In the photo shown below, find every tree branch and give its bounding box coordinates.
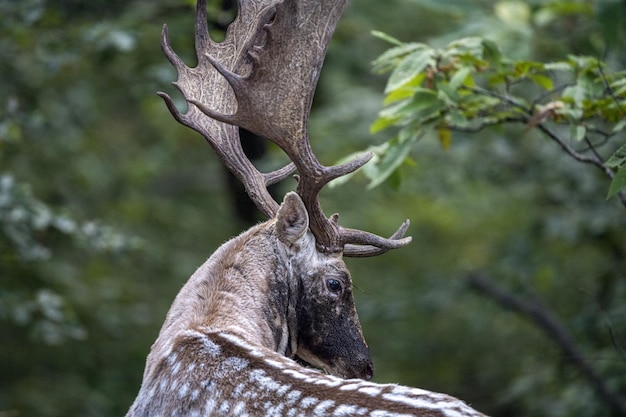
[466,273,626,416]
[535,123,626,209]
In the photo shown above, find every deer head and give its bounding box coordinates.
[276,191,373,378]
[152,0,412,381]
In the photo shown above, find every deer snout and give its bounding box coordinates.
[346,354,374,381]
[362,360,374,381]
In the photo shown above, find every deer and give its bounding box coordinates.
[126,0,489,416]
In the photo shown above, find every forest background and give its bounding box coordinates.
[1,0,625,416]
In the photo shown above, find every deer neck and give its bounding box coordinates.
[145,221,299,379]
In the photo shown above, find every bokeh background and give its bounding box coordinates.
[1,0,625,416]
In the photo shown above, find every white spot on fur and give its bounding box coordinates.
[276,383,292,396]
[370,410,412,417]
[171,360,182,375]
[201,337,221,357]
[313,399,335,415]
[249,369,282,392]
[332,404,367,416]
[233,401,247,415]
[358,385,382,396]
[170,375,180,391]
[281,368,343,388]
[190,388,200,401]
[203,397,217,415]
[181,329,221,357]
[217,331,263,357]
[281,368,309,381]
[218,400,230,414]
[223,356,249,372]
[390,384,431,397]
[381,392,472,417]
[233,382,245,397]
[286,389,302,404]
[339,382,364,391]
[264,402,285,417]
[178,382,189,398]
[264,357,289,369]
[313,377,343,387]
[200,379,214,391]
[300,396,319,408]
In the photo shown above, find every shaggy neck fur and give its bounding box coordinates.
[143,220,298,382]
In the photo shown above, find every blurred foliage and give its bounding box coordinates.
[1,0,625,417]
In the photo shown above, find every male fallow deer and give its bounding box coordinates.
[126,0,488,415]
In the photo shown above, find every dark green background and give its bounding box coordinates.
[1,1,625,416]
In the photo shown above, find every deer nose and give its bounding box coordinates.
[363,360,374,381]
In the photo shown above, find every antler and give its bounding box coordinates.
[158,0,411,256]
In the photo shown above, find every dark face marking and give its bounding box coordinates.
[294,262,373,380]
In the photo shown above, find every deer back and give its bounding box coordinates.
[128,328,483,417]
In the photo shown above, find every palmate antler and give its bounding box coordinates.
[157,0,411,256]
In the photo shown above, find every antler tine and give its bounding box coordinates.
[342,220,412,258]
[288,142,412,256]
[193,0,212,54]
[159,90,293,218]
[157,2,296,219]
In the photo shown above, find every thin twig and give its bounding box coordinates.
[584,137,605,163]
[444,116,527,133]
[597,61,626,117]
[531,83,574,108]
[536,123,626,208]
[465,86,531,113]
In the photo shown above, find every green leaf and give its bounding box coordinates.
[529,74,554,90]
[514,60,545,77]
[605,144,626,168]
[383,73,426,105]
[438,128,452,150]
[544,61,572,72]
[386,49,433,92]
[364,130,421,188]
[371,30,403,46]
[372,42,429,74]
[446,108,470,128]
[449,66,472,90]
[612,119,626,134]
[401,90,446,124]
[562,84,586,108]
[445,37,484,58]
[607,166,626,199]
[481,39,502,69]
[571,125,586,141]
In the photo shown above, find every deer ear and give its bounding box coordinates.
[276,192,309,246]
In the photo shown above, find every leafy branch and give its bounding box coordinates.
[366,32,626,208]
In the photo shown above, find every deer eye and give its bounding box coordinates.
[325,278,342,293]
